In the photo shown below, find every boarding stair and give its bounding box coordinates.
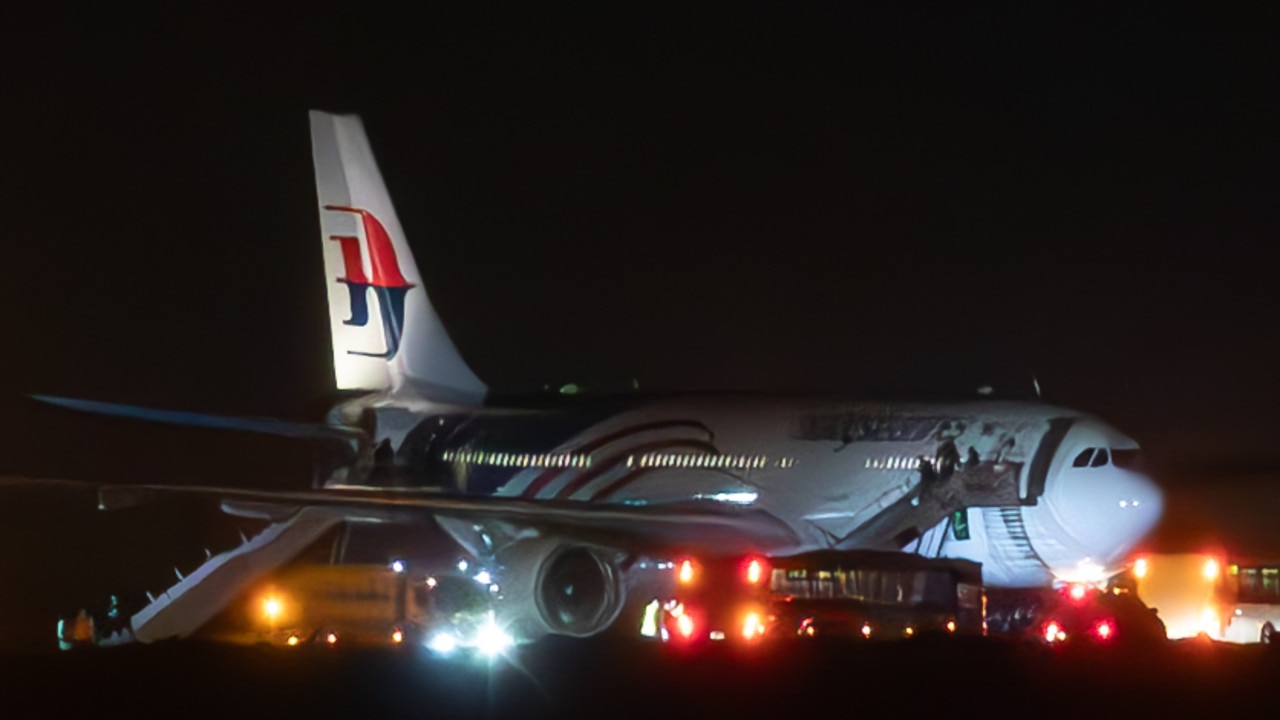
[112,507,342,644]
[983,505,1074,583]
[832,460,1024,552]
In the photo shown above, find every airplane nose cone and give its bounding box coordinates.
[1048,468,1163,567]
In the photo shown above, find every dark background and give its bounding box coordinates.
[2,3,1279,608]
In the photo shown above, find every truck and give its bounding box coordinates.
[1117,552,1280,644]
[199,561,428,647]
[649,549,985,646]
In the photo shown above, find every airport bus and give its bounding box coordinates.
[1220,558,1280,644]
[650,549,985,646]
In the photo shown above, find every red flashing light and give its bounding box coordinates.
[1094,620,1114,641]
[744,557,767,585]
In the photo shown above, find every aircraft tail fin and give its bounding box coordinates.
[308,110,487,405]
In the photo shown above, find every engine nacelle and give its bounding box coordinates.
[495,539,627,641]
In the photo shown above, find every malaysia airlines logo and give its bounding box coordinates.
[325,205,414,359]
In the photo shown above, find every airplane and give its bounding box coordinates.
[19,110,1163,647]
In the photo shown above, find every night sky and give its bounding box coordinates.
[4,7,1280,553]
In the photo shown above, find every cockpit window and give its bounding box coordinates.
[1090,448,1110,467]
[1110,449,1142,470]
[1072,449,1095,468]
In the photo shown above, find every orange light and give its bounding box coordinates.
[677,613,695,638]
[745,558,765,585]
[326,632,338,645]
[1203,558,1219,581]
[946,620,957,633]
[1095,621,1113,641]
[742,612,764,640]
[392,629,404,644]
[1133,557,1148,579]
[861,623,872,638]
[678,560,696,584]
[286,635,300,647]
[262,596,283,620]
[904,626,914,637]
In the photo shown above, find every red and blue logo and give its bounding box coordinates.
[325,205,414,359]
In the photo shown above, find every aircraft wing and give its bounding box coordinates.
[1,476,803,557]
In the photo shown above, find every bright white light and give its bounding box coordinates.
[474,570,492,585]
[426,577,438,588]
[1203,558,1220,581]
[1057,558,1107,585]
[488,584,500,594]
[1133,558,1148,579]
[1119,500,1128,508]
[709,630,726,641]
[457,559,469,572]
[428,633,458,655]
[475,618,514,656]
[693,491,758,505]
[391,559,405,573]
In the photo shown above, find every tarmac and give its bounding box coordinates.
[3,634,1278,719]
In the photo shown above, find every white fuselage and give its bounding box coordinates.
[341,392,1163,588]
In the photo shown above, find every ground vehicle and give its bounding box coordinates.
[1219,559,1280,644]
[1117,553,1227,640]
[993,583,1166,647]
[1118,552,1280,644]
[201,561,427,647]
[653,550,984,646]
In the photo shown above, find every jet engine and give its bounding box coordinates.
[494,539,627,641]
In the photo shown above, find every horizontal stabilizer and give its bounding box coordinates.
[31,395,363,446]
